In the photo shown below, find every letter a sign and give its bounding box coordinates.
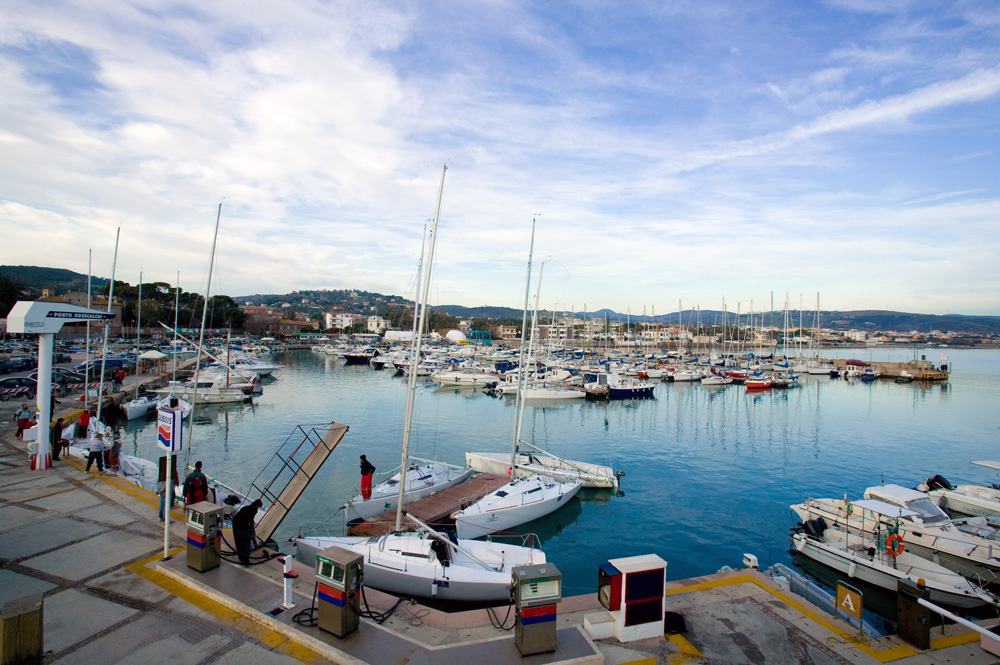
[836,583,863,622]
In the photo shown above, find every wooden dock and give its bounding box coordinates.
[347,473,509,537]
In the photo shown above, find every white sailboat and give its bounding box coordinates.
[453,220,583,540]
[465,440,622,490]
[294,169,545,602]
[342,457,473,522]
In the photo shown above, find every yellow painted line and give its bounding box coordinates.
[665,574,925,662]
[666,633,702,664]
[930,630,981,649]
[126,551,324,663]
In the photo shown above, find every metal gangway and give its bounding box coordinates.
[249,422,349,543]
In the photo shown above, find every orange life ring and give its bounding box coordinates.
[887,533,905,556]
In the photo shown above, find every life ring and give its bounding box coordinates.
[887,533,905,556]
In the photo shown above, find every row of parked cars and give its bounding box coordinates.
[0,368,88,399]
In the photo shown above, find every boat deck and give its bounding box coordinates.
[347,473,510,536]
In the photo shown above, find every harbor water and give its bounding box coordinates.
[117,347,1000,598]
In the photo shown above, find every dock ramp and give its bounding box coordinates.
[251,422,349,542]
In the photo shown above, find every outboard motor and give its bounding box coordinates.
[926,474,953,491]
[802,517,827,539]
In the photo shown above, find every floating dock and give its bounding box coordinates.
[347,472,509,536]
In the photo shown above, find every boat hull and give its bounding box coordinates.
[344,466,474,522]
[465,452,619,489]
[292,534,544,602]
[792,534,993,609]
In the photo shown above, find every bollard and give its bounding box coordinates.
[896,579,931,649]
[281,556,298,609]
[0,594,43,665]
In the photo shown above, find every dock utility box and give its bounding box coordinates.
[316,546,363,637]
[186,502,222,572]
[512,563,562,656]
[598,554,667,642]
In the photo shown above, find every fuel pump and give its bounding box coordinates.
[315,546,363,637]
[186,501,222,572]
[512,563,562,656]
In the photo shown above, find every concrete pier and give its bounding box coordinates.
[2,397,998,664]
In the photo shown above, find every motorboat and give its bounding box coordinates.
[920,463,1000,526]
[431,369,503,385]
[151,375,253,404]
[121,394,158,420]
[293,527,545,602]
[793,487,1000,584]
[452,473,582,539]
[744,373,773,389]
[791,505,996,609]
[465,444,623,490]
[342,459,473,523]
[605,373,655,398]
[700,374,732,386]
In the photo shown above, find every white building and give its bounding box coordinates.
[367,316,389,333]
[326,312,356,330]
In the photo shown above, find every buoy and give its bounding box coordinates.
[887,533,905,556]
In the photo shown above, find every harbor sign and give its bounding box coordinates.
[157,407,184,452]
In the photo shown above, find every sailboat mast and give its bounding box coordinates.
[94,228,120,429]
[172,272,179,383]
[395,166,446,531]
[134,271,142,398]
[85,249,92,404]
[510,218,536,481]
[185,202,223,470]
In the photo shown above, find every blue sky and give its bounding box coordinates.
[1,1,997,316]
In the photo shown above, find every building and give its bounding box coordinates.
[325,312,356,330]
[367,316,389,334]
[40,291,124,336]
[498,325,519,340]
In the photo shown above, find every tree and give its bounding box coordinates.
[0,274,24,316]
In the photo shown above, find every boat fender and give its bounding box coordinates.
[887,534,905,556]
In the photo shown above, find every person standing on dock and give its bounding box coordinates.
[14,403,32,439]
[85,434,107,473]
[232,498,263,565]
[77,409,91,439]
[183,461,209,505]
[359,454,376,500]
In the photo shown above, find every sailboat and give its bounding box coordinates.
[452,220,583,540]
[293,169,545,602]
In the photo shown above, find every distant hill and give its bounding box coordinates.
[5,266,999,334]
[435,304,524,320]
[0,265,109,295]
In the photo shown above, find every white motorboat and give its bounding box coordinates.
[431,369,502,385]
[342,459,473,522]
[465,447,622,489]
[121,394,158,420]
[293,528,545,602]
[151,375,252,404]
[700,374,732,386]
[792,511,995,609]
[920,463,1000,525]
[793,490,1000,584]
[453,474,581,539]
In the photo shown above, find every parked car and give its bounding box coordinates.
[27,369,85,387]
[0,376,37,399]
[54,352,72,364]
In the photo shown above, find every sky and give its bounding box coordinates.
[1,1,998,317]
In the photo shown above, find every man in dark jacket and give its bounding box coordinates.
[359,455,376,500]
[184,461,209,505]
[232,499,263,565]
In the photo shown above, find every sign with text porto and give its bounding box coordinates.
[156,407,183,452]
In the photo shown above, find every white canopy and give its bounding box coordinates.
[850,499,919,518]
[138,350,168,359]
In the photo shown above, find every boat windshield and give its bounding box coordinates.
[905,498,950,525]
